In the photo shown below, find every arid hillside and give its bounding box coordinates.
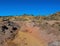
[0,12,60,46]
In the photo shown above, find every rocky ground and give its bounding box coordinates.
[0,12,60,46]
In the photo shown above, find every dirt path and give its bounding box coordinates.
[12,31,47,46]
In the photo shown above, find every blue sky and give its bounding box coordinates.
[0,0,60,16]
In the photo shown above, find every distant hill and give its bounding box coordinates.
[43,12,60,20]
[0,12,60,21]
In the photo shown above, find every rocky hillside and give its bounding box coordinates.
[0,12,60,46]
[43,12,60,20]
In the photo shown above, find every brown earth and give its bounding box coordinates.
[0,14,60,46]
[4,21,60,46]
